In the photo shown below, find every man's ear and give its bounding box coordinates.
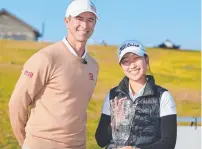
[64,17,69,23]
[64,17,69,29]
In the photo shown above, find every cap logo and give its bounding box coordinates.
[119,43,140,54]
[90,1,96,12]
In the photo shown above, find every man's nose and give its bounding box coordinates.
[81,21,87,29]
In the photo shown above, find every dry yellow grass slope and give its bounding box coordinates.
[0,39,200,149]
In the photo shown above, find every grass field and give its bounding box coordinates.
[0,39,201,149]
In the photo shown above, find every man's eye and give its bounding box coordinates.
[76,17,83,21]
[88,19,94,22]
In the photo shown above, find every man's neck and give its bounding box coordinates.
[66,36,86,57]
[129,76,146,96]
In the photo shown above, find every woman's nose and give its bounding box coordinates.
[130,62,137,69]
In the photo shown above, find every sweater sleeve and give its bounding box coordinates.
[140,114,177,149]
[8,51,52,146]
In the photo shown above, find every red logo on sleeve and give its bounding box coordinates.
[24,70,33,78]
[89,73,94,81]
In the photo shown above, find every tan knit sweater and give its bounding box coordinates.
[9,41,99,149]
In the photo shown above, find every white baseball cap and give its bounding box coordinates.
[118,40,147,63]
[65,0,99,19]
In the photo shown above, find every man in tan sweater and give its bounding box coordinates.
[8,0,99,149]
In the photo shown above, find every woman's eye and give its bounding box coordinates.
[123,60,129,64]
[133,57,140,61]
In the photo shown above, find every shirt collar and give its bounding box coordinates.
[62,37,87,59]
[129,82,147,101]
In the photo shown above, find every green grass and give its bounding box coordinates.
[0,39,201,148]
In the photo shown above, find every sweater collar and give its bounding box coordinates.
[62,37,87,59]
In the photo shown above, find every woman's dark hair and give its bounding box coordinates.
[144,54,153,76]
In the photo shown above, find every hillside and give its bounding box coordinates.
[0,39,200,148]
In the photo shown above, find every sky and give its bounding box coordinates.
[1,0,201,50]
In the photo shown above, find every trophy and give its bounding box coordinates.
[110,98,135,148]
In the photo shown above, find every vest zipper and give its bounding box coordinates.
[125,100,138,146]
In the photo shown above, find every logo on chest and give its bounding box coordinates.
[24,70,33,78]
[89,73,94,81]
